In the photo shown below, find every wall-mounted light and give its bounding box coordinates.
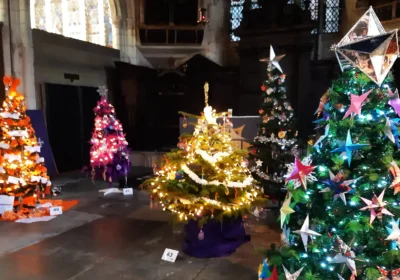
[197,8,208,25]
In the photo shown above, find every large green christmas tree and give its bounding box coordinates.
[250,45,298,200]
[262,8,400,280]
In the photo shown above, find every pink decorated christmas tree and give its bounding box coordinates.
[90,86,130,185]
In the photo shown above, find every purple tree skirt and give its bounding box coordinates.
[183,216,250,258]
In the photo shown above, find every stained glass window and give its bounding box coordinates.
[50,0,63,35]
[230,0,244,41]
[30,0,114,48]
[34,0,46,30]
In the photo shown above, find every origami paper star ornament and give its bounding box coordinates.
[390,161,400,195]
[360,189,394,224]
[377,266,400,279]
[282,265,303,280]
[332,236,357,276]
[258,259,271,279]
[331,130,369,166]
[389,97,400,117]
[267,267,279,280]
[280,193,295,228]
[384,117,395,143]
[285,157,317,190]
[343,89,372,119]
[337,273,356,280]
[260,45,286,73]
[332,7,398,86]
[319,170,356,205]
[314,124,330,148]
[293,215,321,251]
[386,219,400,250]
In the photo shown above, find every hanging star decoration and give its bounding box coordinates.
[377,266,400,280]
[386,219,400,250]
[267,267,278,280]
[331,130,369,166]
[332,7,398,86]
[281,224,293,246]
[258,259,271,279]
[97,85,108,97]
[293,215,321,251]
[315,88,330,117]
[256,159,263,167]
[360,189,394,224]
[384,117,395,143]
[342,89,372,119]
[285,157,317,190]
[260,45,286,73]
[337,273,356,280]
[390,161,400,195]
[331,236,357,276]
[314,124,330,151]
[282,265,303,280]
[319,170,356,205]
[280,193,295,228]
[389,96,400,117]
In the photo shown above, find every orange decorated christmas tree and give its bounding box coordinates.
[0,76,51,197]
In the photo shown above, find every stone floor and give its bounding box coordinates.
[0,170,280,280]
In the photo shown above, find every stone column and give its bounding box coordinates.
[1,0,37,109]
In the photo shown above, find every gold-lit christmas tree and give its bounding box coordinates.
[144,83,263,223]
[0,76,51,197]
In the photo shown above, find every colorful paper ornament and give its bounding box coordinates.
[360,189,394,224]
[389,97,400,117]
[281,224,292,246]
[315,88,330,117]
[282,265,303,280]
[377,266,400,280]
[285,157,317,190]
[319,170,356,205]
[386,219,400,250]
[280,193,295,228]
[342,89,372,119]
[293,215,321,251]
[331,236,357,276]
[332,7,398,86]
[256,159,263,167]
[389,161,400,194]
[260,45,285,73]
[268,267,278,280]
[337,273,355,280]
[331,130,369,166]
[384,117,395,143]
[258,259,271,279]
[314,124,330,149]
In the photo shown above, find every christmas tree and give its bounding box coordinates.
[90,86,130,184]
[262,8,400,279]
[0,76,51,196]
[250,45,298,200]
[144,83,263,224]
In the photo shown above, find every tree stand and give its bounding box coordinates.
[183,216,250,258]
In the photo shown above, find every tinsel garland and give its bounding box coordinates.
[250,165,285,183]
[254,134,297,146]
[194,149,230,164]
[181,164,253,188]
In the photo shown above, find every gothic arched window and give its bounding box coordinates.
[30,0,114,48]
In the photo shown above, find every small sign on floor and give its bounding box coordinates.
[123,188,133,195]
[161,248,179,263]
[50,206,63,216]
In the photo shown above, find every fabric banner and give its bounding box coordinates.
[26,110,58,176]
[179,116,260,150]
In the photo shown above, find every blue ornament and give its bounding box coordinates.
[331,130,369,166]
[109,125,114,130]
[175,170,184,180]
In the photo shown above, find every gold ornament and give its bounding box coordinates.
[278,131,286,138]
